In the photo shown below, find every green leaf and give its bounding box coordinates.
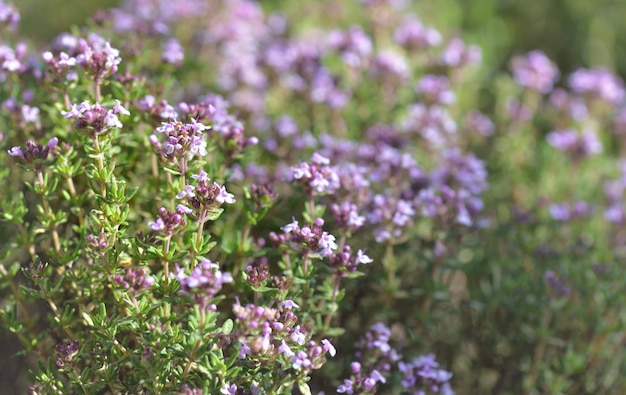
[81,311,94,326]
[221,319,233,335]
[297,381,312,395]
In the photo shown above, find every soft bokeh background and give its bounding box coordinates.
[18,0,626,76]
[18,0,119,41]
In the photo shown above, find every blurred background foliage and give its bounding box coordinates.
[18,0,626,79]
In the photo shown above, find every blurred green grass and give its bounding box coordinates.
[18,0,120,41]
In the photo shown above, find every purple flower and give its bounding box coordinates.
[220,383,237,395]
[321,339,336,357]
[337,379,354,394]
[399,353,455,394]
[279,340,295,358]
[281,300,300,310]
[292,351,312,370]
[0,1,20,31]
[74,34,122,82]
[439,38,481,68]
[151,120,209,162]
[327,26,373,68]
[369,50,409,83]
[7,146,23,157]
[215,183,236,204]
[291,326,306,345]
[569,67,625,106]
[174,259,233,307]
[394,17,442,50]
[55,339,80,368]
[149,206,187,235]
[547,129,602,159]
[7,138,59,170]
[21,105,40,124]
[162,38,184,66]
[510,51,559,93]
[115,267,154,292]
[416,75,456,105]
[62,101,129,136]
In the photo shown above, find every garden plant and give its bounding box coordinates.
[2,0,626,394]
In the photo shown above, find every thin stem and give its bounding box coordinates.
[301,251,311,311]
[308,196,315,220]
[181,341,201,380]
[182,309,206,380]
[163,236,172,290]
[44,295,76,339]
[321,274,342,334]
[63,90,71,109]
[4,270,33,327]
[190,211,207,269]
[37,170,61,253]
[92,136,107,201]
[95,82,101,104]
[151,152,159,180]
[65,175,85,227]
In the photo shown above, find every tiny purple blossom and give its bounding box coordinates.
[8,146,23,157]
[220,383,237,395]
[281,300,300,310]
[162,38,184,66]
[215,183,236,204]
[279,340,295,358]
[321,339,336,357]
[292,351,312,370]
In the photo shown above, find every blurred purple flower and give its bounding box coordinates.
[510,50,559,94]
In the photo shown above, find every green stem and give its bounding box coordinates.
[92,135,107,201]
[161,235,172,295]
[65,174,85,227]
[37,170,61,253]
[301,251,311,311]
[321,274,342,335]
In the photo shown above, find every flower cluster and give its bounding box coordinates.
[329,246,373,274]
[549,200,591,222]
[232,300,336,372]
[149,206,188,235]
[569,67,625,106]
[150,119,209,170]
[62,100,130,136]
[398,354,455,395]
[290,153,340,196]
[270,218,338,257]
[176,170,236,221]
[115,266,154,293]
[173,259,232,309]
[337,323,401,394]
[0,0,19,31]
[55,340,80,368]
[546,129,602,160]
[8,137,59,170]
[510,50,559,94]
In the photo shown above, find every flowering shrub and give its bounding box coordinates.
[2,0,626,394]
